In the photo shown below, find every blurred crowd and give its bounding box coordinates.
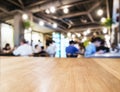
[0,37,120,58]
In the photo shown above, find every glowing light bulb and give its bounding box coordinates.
[63,8,69,14]
[52,23,57,28]
[39,21,44,26]
[22,13,28,20]
[50,6,56,13]
[97,9,103,16]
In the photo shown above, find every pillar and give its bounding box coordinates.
[0,23,1,51]
[14,13,24,46]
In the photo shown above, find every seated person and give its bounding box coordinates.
[96,39,110,53]
[2,43,12,54]
[39,46,48,57]
[79,43,85,55]
[33,44,41,56]
[110,43,118,53]
[13,39,33,56]
[66,40,79,57]
[84,37,104,57]
[46,41,56,57]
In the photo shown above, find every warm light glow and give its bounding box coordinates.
[72,34,75,38]
[101,17,106,23]
[28,27,32,31]
[86,29,91,34]
[67,32,71,37]
[76,33,81,37]
[39,21,44,26]
[45,9,50,14]
[83,31,87,36]
[105,35,110,40]
[22,13,28,20]
[102,27,107,34]
[97,9,103,16]
[50,6,56,13]
[82,37,87,42]
[63,8,69,14]
[52,23,57,28]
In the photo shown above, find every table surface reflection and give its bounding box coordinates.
[0,57,120,92]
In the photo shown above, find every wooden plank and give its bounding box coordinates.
[0,57,120,92]
[94,58,120,80]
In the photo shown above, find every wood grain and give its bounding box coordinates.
[0,57,120,92]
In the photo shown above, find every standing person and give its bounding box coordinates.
[66,40,79,57]
[13,39,33,56]
[51,40,57,57]
[38,40,43,47]
[46,41,56,57]
[84,37,104,57]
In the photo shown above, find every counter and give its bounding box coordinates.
[0,57,120,92]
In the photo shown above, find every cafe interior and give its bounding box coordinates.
[0,0,120,92]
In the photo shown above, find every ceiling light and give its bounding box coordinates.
[97,9,103,16]
[52,23,57,28]
[76,33,81,37]
[50,6,56,13]
[52,32,55,35]
[28,27,32,31]
[45,9,50,14]
[72,34,75,38]
[86,29,91,34]
[102,27,107,34]
[81,37,87,42]
[63,8,69,14]
[67,32,71,37]
[39,21,44,26]
[22,13,28,20]
[101,17,106,23]
[83,31,87,36]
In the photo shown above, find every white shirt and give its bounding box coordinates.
[46,44,56,55]
[13,44,33,56]
[38,42,43,47]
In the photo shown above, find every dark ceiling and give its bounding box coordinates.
[0,0,113,31]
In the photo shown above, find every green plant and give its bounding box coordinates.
[23,20,31,29]
[102,18,114,27]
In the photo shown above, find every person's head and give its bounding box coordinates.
[41,46,44,50]
[5,43,10,49]
[69,40,75,45]
[35,45,39,49]
[20,39,27,45]
[91,37,102,47]
[38,40,41,42]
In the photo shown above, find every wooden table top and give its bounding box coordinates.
[0,57,120,92]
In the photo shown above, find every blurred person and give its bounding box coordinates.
[13,39,33,56]
[51,40,57,57]
[84,37,103,57]
[33,44,41,56]
[34,44,41,53]
[39,46,48,57]
[110,43,118,53]
[66,40,79,57]
[46,41,56,57]
[38,40,43,47]
[2,43,12,54]
[79,43,85,55]
[96,39,110,53]
[74,41,80,49]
